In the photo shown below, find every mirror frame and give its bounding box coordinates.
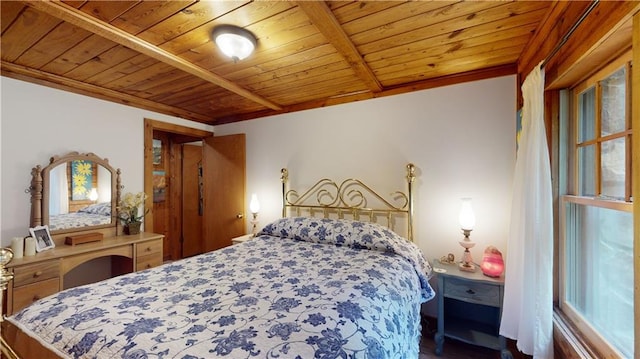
[30,152,121,236]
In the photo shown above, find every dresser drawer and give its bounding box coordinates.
[136,254,163,271]
[136,239,162,258]
[12,260,60,287]
[12,278,59,312]
[444,277,501,306]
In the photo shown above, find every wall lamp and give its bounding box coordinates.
[212,25,257,62]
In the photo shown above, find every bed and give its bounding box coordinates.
[1,164,434,358]
[48,202,113,231]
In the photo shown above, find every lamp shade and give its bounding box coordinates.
[249,193,260,214]
[212,25,257,61]
[88,188,99,201]
[458,198,476,230]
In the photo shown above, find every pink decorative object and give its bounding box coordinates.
[480,246,504,277]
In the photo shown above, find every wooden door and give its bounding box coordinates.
[182,144,203,257]
[202,134,246,252]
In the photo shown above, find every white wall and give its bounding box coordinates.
[214,75,516,264]
[0,77,213,245]
[2,75,516,265]
[1,74,515,315]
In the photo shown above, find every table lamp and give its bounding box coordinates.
[458,198,476,272]
[249,193,260,236]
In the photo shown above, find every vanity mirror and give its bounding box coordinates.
[30,152,121,236]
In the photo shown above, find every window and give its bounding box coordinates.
[560,53,633,358]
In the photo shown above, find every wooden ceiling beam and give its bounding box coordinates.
[1,61,213,123]
[295,1,383,93]
[23,0,282,111]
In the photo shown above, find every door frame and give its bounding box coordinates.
[143,119,213,249]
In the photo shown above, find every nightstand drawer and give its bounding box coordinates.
[12,260,60,287]
[444,277,500,306]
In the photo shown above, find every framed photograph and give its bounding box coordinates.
[29,225,55,252]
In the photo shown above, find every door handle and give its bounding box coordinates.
[236,213,244,219]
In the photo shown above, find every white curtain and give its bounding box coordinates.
[49,163,69,215]
[499,63,553,358]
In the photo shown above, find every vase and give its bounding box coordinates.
[124,222,141,235]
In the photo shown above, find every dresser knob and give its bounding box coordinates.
[33,271,42,277]
[146,247,151,252]
[146,264,151,269]
[33,295,40,301]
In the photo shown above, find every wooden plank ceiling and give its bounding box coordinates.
[1,1,552,125]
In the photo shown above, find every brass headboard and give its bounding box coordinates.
[281,163,416,241]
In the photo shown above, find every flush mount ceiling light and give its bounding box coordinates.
[212,25,257,62]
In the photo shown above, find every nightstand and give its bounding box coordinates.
[231,234,254,245]
[432,259,512,358]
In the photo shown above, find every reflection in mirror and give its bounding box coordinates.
[47,162,113,231]
[31,152,121,235]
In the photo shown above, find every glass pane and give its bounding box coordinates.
[578,145,595,196]
[565,203,633,357]
[578,87,595,142]
[601,138,626,199]
[601,67,626,136]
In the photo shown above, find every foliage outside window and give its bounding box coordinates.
[561,54,633,358]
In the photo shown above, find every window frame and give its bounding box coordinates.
[559,51,633,358]
[559,196,633,357]
[570,53,633,201]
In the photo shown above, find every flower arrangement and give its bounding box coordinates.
[118,191,149,225]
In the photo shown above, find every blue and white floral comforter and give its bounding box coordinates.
[8,217,434,359]
[49,203,112,230]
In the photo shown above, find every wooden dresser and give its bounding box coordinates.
[4,232,163,315]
